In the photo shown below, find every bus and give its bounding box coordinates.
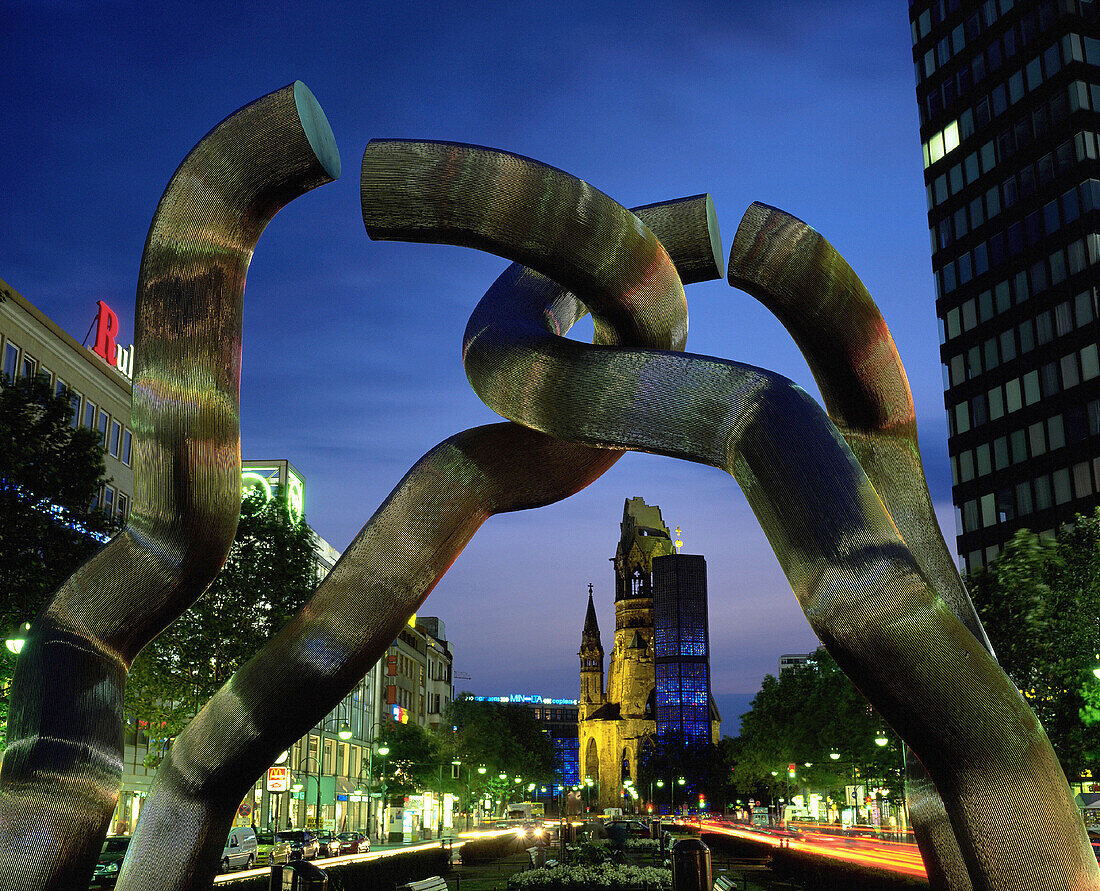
[506,801,545,821]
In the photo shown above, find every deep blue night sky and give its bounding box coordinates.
[2,1,948,734]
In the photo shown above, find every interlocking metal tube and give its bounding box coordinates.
[728,202,977,891]
[0,82,339,891]
[463,204,1098,888]
[112,143,720,891]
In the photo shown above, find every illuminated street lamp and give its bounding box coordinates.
[338,723,353,741]
[5,622,31,655]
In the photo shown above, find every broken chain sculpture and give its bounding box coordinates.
[0,82,340,891]
[111,143,722,889]
[1,85,1095,891]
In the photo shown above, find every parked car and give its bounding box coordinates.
[221,826,258,872]
[337,830,370,854]
[91,836,130,887]
[255,829,292,866]
[314,830,342,857]
[279,828,320,861]
[606,820,651,839]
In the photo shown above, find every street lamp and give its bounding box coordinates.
[359,722,388,842]
[5,622,31,655]
[290,756,321,830]
[653,778,664,814]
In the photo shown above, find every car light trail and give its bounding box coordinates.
[699,819,928,880]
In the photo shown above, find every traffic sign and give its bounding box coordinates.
[267,766,289,792]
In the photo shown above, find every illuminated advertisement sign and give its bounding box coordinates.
[90,300,134,380]
[466,694,578,706]
[392,705,409,723]
[240,465,305,525]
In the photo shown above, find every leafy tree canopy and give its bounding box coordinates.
[444,695,558,786]
[124,490,318,761]
[0,373,117,749]
[729,648,898,803]
[968,512,1100,779]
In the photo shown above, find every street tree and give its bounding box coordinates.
[968,512,1100,779]
[731,648,894,804]
[637,732,725,814]
[445,696,558,785]
[377,720,444,802]
[0,372,117,749]
[124,490,318,764]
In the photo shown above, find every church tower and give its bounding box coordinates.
[608,498,673,720]
[579,584,605,721]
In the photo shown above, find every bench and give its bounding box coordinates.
[397,877,448,891]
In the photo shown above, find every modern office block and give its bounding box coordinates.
[910,0,1100,571]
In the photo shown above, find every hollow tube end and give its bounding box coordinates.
[293,81,341,180]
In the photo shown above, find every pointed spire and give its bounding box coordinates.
[582,583,601,642]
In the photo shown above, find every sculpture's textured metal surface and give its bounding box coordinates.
[0,82,339,891]
[111,143,723,890]
[462,201,1098,888]
[728,203,974,891]
[4,109,1093,889]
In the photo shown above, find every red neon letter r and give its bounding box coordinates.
[92,300,119,364]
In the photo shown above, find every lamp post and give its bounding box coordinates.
[290,755,320,830]
[584,776,594,813]
[270,749,289,830]
[874,730,907,836]
[653,778,664,815]
[360,722,388,842]
[670,775,685,816]
[4,622,31,655]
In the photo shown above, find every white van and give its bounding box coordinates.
[221,826,258,872]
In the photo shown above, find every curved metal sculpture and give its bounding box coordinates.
[0,82,340,891]
[460,204,1097,887]
[3,111,1095,889]
[459,206,1095,880]
[728,203,976,890]
[111,145,723,890]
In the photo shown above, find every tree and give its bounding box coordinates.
[376,720,445,802]
[637,732,725,814]
[730,648,895,805]
[124,490,318,764]
[968,513,1100,780]
[443,696,558,816]
[0,373,117,749]
[445,696,558,784]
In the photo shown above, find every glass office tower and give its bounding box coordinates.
[910,0,1100,572]
[652,554,712,743]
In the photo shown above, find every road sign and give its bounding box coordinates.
[238,804,251,817]
[267,766,289,792]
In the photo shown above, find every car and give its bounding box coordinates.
[314,830,342,857]
[91,836,130,887]
[519,822,547,842]
[255,829,292,866]
[279,828,320,861]
[337,831,370,854]
[221,826,258,872]
[606,820,651,839]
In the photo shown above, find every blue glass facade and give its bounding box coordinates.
[653,554,712,744]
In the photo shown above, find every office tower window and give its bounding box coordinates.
[912,0,1100,572]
